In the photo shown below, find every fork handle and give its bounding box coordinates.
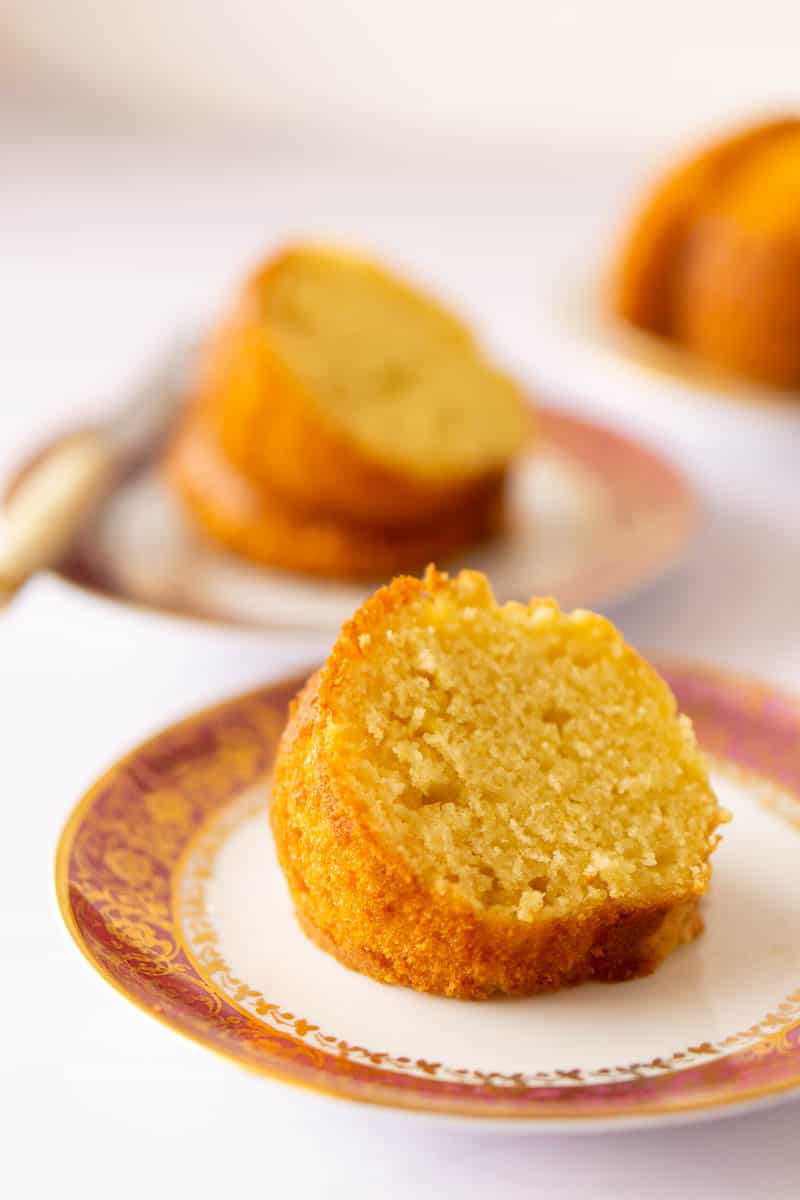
[0,433,115,603]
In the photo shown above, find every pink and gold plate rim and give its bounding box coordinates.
[55,661,800,1123]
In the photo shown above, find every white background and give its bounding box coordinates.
[2,21,800,1197]
[3,1,800,156]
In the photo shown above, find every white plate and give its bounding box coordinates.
[69,405,696,631]
[57,661,800,1129]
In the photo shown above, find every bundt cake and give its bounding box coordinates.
[270,567,726,999]
[612,116,800,388]
[193,244,527,526]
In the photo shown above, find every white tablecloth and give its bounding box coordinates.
[2,102,799,1198]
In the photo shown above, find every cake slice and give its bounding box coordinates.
[196,244,527,526]
[167,416,504,579]
[271,567,726,999]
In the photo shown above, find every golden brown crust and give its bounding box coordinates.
[270,663,704,1002]
[195,250,523,527]
[165,417,505,581]
[612,116,800,343]
[675,155,800,387]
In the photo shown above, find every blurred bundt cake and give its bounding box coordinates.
[612,116,800,388]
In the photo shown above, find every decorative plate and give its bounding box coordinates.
[56,662,800,1131]
[49,404,695,631]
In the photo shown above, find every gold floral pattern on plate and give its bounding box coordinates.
[56,662,800,1122]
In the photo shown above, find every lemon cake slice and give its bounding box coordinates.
[196,244,528,526]
[271,567,726,999]
[167,417,504,579]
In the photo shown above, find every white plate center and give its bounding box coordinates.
[177,766,800,1086]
